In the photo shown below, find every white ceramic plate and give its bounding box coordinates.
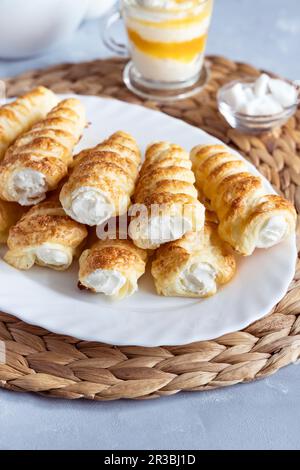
[0,95,296,346]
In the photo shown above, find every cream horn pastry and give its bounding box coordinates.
[0,86,57,161]
[190,144,296,256]
[78,235,147,300]
[129,142,205,250]
[0,98,86,206]
[60,131,141,226]
[151,222,236,298]
[4,198,88,271]
[0,200,25,243]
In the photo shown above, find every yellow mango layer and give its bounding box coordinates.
[127,28,207,62]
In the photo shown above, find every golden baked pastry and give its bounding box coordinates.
[0,86,57,160]
[78,236,147,299]
[4,198,88,271]
[0,200,25,243]
[60,131,141,226]
[190,144,297,256]
[0,98,86,205]
[151,222,236,298]
[129,142,205,249]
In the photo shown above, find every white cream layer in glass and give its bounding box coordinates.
[126,15,210,42]
[131,48,205,82]
[137,0,196,10]
[130,0,208,18]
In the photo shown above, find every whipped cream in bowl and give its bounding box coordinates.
[218,74,299,133]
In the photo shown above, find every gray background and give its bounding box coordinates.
[0,0,300,450]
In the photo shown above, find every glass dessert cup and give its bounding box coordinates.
[104,0,214,101]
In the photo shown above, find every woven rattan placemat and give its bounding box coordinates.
[0,56,299,400]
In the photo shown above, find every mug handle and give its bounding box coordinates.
[103,10,128,57]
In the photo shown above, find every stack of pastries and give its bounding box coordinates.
[0,87,296,301]
[129,142,205,249]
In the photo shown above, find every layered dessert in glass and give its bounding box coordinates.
[122,0,214,91]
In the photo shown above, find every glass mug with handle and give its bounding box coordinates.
[104,0,214,101]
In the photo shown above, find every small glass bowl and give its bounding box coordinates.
[217,79,299,134]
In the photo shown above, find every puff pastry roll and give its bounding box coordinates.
[78,237,147,299]
[60,131,141,226]
[129,142,205,249]
[0,98,86,206]
[190,145,296,256]
[0,86,57,161]
[151,222,236,298]
[4,199,88,271]
[0,200,25,243]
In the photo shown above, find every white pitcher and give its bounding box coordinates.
[0,0,115,59]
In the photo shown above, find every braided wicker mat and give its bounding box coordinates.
[0,56,300,401]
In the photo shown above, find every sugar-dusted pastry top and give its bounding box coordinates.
[190,144,296,256]
[129,141,205,249]
[4,198,88,271]
[151,222,236,298]
[0,199,25,243]
[79,235,147,299]
[0,86,58,161]
[0,98,86,206]
[60,131,141,226]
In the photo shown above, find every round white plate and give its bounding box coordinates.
[0,95,296,346]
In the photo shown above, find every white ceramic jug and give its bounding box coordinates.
[0,0,89,59]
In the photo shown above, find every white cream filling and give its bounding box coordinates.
[149,215,192,242]
[35,243,70,267]
[130,215,192,248]
[256,215,288,249]
[130,47,204,81]
[179,262,216,295]
[12,169,47,206]
[84,269,126,296]
[67,187,114,226]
